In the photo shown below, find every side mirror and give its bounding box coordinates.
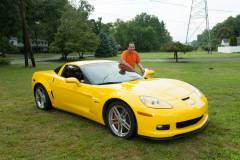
[143,68,155,79]
[65,77,81,87]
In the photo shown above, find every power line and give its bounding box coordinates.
[150,0,239,13]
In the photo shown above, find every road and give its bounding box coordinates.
[10,55,240,64]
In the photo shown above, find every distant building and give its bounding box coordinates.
[220,37,240,47]
[218,36,240,53]
[237,37,240,46]
[221,38,230,46]
[9,37,48,53]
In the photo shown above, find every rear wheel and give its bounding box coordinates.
[34,84,52,110]
[106,101,137,139]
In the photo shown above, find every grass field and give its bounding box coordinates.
[0,53,240,159]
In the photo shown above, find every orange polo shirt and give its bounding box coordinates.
[121,50,140,68]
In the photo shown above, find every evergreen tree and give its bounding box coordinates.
[229,36,237,46]
[108,35,119,56]
[95,32,113,57]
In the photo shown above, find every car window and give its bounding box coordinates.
[54,65,63,74]
[61,65,88,83]
[81,62,143,85]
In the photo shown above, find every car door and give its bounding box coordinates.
[52,65,95,118]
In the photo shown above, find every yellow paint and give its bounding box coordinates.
[32,60,208,138]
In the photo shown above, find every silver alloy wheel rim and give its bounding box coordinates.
[108,105,131,137]
[35,87,46,109]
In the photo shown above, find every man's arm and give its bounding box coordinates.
[137,63,145,75]
[120,58,135,72]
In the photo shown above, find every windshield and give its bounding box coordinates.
[81,62,143,85]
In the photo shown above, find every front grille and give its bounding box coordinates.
[176,116,203,128]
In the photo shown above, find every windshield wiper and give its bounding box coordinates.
[98,82,122,85]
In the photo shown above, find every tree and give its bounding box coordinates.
[0,0,72,66]
[108,35,119,56]
[113,13,172,52]
[51,2,99,60]
[27,0,68,44]
[0,1,20,36]
[162,42,193,62]
[90,18,119,57]
[73,32,100,58]
[18,0,36,67]
[229,36,237,46]
[95,32,113,57]
[0,0,20,57]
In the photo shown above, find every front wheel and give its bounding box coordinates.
[34,84,52,110]
[106,101,137,139]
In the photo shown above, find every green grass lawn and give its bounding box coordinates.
[4,51,240,64]
[67,51,240,61]
[0,55,240,159]
[139,51,240,59]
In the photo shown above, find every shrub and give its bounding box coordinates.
[229,36,237,46]
[0,37,19,54]
[0,58,10,65]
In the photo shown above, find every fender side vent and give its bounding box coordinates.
[51,90,54,99]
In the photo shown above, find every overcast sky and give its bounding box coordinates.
[76,0,240,42]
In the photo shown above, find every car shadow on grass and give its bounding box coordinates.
[43,107,209,144]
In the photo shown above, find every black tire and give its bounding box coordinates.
[34,84,52,110]
[105,101,137,139]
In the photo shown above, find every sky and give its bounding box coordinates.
[73,0,240,42]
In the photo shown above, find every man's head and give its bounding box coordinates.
[127,42,135,53]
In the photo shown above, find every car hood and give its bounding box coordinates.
[120,78,196,100]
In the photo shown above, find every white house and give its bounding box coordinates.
[237,37,240,46]
[220,38,229,46]
[218,36,240,53]
[9,37,48,52]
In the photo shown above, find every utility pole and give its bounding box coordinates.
[186,0,212,53]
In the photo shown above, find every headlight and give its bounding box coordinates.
[139,96,172,109]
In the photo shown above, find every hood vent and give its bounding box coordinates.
[182,97,190,101]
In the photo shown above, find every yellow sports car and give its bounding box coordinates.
[32,60,208,139]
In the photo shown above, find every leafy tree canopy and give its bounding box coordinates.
[113,13,172,52]
[51,2,99,60]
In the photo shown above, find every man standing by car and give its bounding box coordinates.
[119,42,145,75]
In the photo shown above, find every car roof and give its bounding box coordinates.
[66,60,115,66]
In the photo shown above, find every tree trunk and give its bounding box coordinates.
[174,51,178,62]
[34,30,39,53]
[18,0,36,67]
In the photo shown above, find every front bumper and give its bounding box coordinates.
[135,100,208,139]
[141,118,209,140]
